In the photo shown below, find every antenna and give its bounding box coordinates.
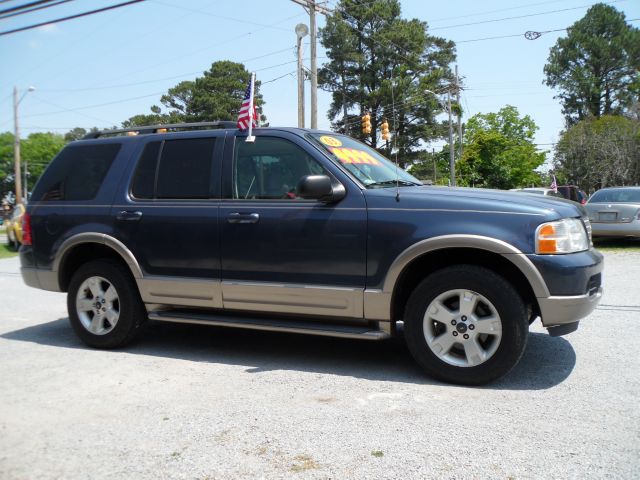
[390,69,400,201]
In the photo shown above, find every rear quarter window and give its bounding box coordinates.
[31,143,121,201]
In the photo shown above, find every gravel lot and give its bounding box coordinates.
[0,251,639,479]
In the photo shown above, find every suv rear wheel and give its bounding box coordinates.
[404,265,528,385]
[67,260,146,348]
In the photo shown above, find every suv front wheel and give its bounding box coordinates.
[67,259,146,348]
[404,265,528,385]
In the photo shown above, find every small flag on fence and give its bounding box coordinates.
[550,174,558,193]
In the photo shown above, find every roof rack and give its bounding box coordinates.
[82,121,239,139]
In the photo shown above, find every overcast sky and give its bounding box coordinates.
[1,0,638,155]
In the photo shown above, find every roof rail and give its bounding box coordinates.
[82,121,239,139]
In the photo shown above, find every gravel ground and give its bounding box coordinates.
[0,252,639,479]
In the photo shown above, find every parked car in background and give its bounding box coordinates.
[510,187,564,198]
[6,203,25,251]
[558,185,587,204]
[585,187,640,238]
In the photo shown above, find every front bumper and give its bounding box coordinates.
[538,286,602,328]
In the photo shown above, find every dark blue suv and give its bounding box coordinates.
[19,122,603,384]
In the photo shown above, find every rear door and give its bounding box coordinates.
[219,131,368,319]
[112,133,224,308]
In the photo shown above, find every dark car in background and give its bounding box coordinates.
[585,187,640,238]
[558,185,588,204]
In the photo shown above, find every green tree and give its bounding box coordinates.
[554,115,640,191]
[124,61,267,127]
[22,132,66,198]
[64,127,99,142]
[456,106,545,189]
[0,131,65,203]
[319,0,457,166]
[543,3,640,124]
[0,132,14,202]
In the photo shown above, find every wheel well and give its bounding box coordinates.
[58,243,129,292]
[391,248,539,322]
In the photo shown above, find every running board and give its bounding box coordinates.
[148,310,390,341]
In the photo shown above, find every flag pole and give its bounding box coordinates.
[245,72,256,143]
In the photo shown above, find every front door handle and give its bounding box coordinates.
[227,212,259,224]
[116,210,143,221]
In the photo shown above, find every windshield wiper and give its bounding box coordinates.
[366,179,422,188]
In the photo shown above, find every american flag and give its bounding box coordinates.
[550,174,558,193]
[237,78,258,130]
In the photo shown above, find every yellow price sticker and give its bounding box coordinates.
[319,135,343,147]
[329,147,381,165]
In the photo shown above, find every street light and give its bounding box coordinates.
[295,23,309,128]
[13,85,35,205]
[425,88,455,187]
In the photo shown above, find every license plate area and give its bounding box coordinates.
[598,212,617,222]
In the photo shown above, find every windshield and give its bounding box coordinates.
[588,188,640,203]
[309,133,421,188]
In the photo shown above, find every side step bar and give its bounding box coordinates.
[148,310,390,341]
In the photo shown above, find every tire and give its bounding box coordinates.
[404,265,528,385]
[67,259,146,349]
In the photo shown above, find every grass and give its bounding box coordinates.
[290,455,319,473]
[0,244,18,259]
[593,238,640,252]
[371,450,384,458]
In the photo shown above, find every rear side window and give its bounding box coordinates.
[130,138,216,199]
[157,138,215,199]
[31,143,120,201]
[131,142,161,199]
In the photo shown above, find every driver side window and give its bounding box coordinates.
[233,137,325,200]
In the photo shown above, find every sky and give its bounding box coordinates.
[0,0,639,160]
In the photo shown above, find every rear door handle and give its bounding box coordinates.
[227,212,259,224]
[116,210,143,221]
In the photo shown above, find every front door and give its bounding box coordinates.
[220,132,367,319]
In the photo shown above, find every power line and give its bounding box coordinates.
[20,70,296,120]
[0,0,146,37]
[39,46,299,93]
[0,0,72,20]
[429,1,624,31]
[455,18,639,44]
[429,0,569,23]
[149,0,293,33]
[0,0,56,16]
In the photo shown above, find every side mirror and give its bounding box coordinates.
[297,175,345,202]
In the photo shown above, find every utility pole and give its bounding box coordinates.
[13,85,35,205]
[447,89,455,187]
[432,147,437,183]
[13,87,23,205]
[295,23,309,128]
[455,65,463,161]
[309,1,317,129]
[291,1,330,129]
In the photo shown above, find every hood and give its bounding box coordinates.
[363,185,584,220]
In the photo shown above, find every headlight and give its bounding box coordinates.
[535,218,589,254]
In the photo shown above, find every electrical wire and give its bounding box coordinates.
[429,0,624,31]
[0,0,146,37]
[0,0,72,20]
[39,46,298,93]
[20,70,296,120]
[150,0,293,33]
[0,0,56,16]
